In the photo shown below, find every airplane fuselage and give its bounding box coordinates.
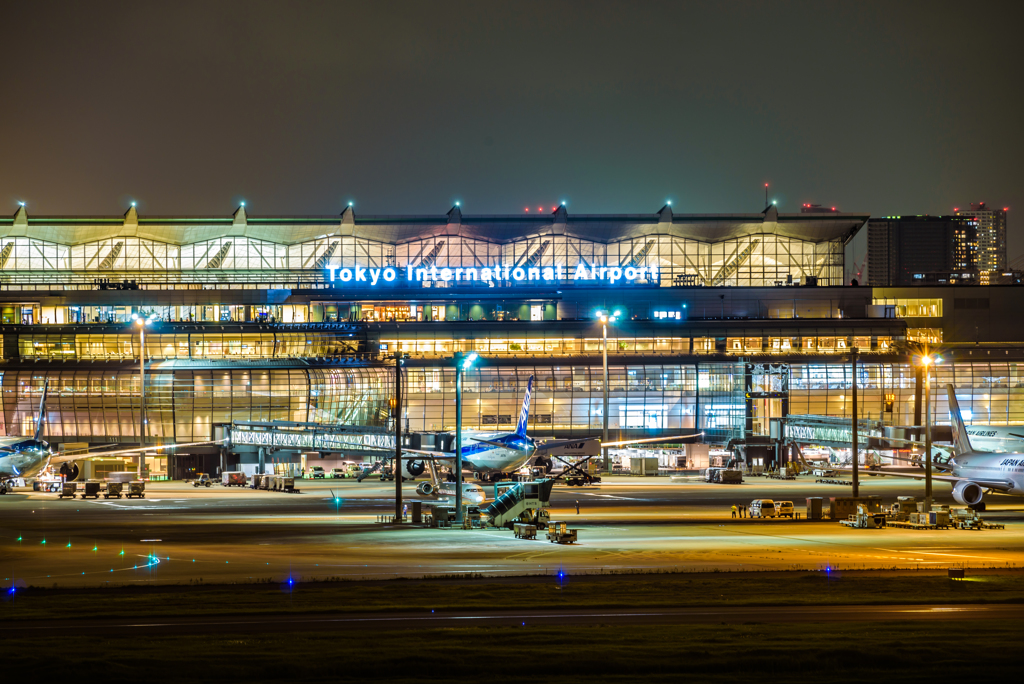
[435,430,536,476]
[949,453,1024,496]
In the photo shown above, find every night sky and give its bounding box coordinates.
[3,1,1021,259]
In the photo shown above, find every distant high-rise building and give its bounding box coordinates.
[865,215,977,286]
[955,203,1007,281]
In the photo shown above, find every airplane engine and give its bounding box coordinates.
[415,482,434,496]
[59,461,81,481]
[404,459,426,479]
[952,480,984,507]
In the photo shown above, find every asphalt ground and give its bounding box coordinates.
[4,603,1020,636]
[2,475,1023,587]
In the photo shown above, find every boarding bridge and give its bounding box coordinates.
[768,415,938,449]
[224,421,395,457]
[481,479,555,529]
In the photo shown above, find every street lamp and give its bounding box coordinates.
[919,353,942,512]
[393,351,409,523]
[132,313,157,478]
[452,351,478,524]
[597,310,622,470]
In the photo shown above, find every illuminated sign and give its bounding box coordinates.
[326,262,660,286]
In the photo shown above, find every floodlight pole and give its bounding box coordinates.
[850,348,858,498]
[394,351,403,523]
[924,360,933,512]
[137,321,147,479]
[454,353,465,524]
[602,318,610,471]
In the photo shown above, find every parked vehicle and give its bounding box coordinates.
[749,499,777,518]
[222,471,247,487]
[308,466,326,479]
[329,468,347,478]
[774,501,795,518]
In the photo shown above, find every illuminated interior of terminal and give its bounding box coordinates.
[1,204,1021,478]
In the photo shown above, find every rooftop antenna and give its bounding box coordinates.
[765,183,768,209]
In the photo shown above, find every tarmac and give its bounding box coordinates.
[2,475,1022,587]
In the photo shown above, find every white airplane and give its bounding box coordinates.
[359,375,702,501]
[0,381,221,494]
[839,385,1024,510]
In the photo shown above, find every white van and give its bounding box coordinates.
[749,499,777,518]
[775,501,795,518]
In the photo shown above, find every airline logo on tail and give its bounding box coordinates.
[946,385,975,456]
[515,376,534,437]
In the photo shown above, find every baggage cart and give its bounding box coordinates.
[222,471,247,487]
[546,521,578,544]
[104,481,123,499]
[58,482,77,499]
[125,481,146,498]
[514,523,537,539]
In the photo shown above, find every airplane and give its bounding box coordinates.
[0,381,222,494]
[836,385,1024,510]
[350,375,703,500]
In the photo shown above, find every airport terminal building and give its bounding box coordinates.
[2,203,1022,477]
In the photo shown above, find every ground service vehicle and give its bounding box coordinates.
[308,466,325,479]
[705,467,743,484]
[329,468,347,478]
[749,499,777,518]
[546,521,578,544]
[775,501,795,518]
[222,471,246,486]
[192,473,214,487]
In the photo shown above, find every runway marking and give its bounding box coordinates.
[582,493,642,500]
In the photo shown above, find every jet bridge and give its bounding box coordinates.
[225,421,395,459]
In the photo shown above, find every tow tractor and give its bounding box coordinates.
[192,473,214,488]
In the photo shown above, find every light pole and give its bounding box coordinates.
[598,310,622,471]
[132,313,156,478]
[851,347,858,497]
[920,353,941,512]
[393,351,408,522]
[452,351,478,525]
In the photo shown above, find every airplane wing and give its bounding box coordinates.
[600,433,704,448]
[48,440,225,464]
[833,467,1014,492]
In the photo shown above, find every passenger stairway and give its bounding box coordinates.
[481,479,555,529]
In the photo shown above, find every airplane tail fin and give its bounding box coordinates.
[946,384,974,455]
[515,375,534,437]
[34,379,49,441]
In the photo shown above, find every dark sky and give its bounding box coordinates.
[4,1,1022,259]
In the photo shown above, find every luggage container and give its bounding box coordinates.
[80,480,102,499]
[514,523,537,539]
[222,472,247,487]
[125,481,146,498]
[104,481,123,499]
[58,482,77,499]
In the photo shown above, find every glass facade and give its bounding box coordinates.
[1,212,853,289]
[0,368,392,442]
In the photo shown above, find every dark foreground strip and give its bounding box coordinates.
[4,603,1020,636]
